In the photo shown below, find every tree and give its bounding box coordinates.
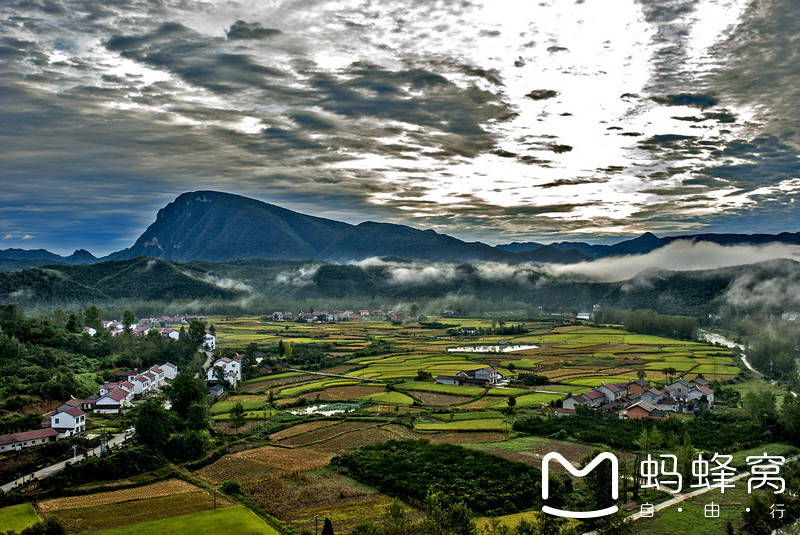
[135,400,173,451]
[229,401,246,432]
[579,448,617,513]
[188,319,206,347]
[420,494,476,535]
[351,524,383,535]
[84,305,103,331]
[382,498,411,535]
[780,394,800,442]
[122,310,136,335]
[416,370,432,381]
[321,517,335,535]
[743,391,777,422]
[186,402,211,430]
[284,342,293,361]
[168,373,208,420]
[662,367,677,383]
[637,369,646,380]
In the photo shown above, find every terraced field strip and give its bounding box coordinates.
[213,409,279,420]
[414,418,508,432]
[359,391,415,405]
[489,392,568,409]
[83,505,278,535]
[394,381,484,396]
[299,385,385,401]
[43,490,235,534]
[38,479,199,511]
[233,445,334,471]
[408,390,473,406]
[269,420,341,441]
[279,421,381,447]
[210,400,267,415]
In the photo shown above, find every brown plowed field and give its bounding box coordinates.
[408,391,472,406]
[269,420,340,441]
[298,385,384,401]
[306,428,399,453]
[233,445,334,471]
[278,422,380,447]
[38,479,199,511]
[41,491,232,534]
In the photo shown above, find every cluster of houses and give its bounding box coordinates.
[272,309,416,323]
[436,367,504,388]
[0,363,178,452]
[81,315,209,344]
[557,377,715,420]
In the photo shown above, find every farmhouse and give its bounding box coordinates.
[435,367,503,387]
[45,408,86,438]
[162,362,178,380]
[203,334,216,350]
[435,375,462,386]
[0,428,59,452]
[95,387,134,414]
[207,355,242,387]
[625,400,667,420]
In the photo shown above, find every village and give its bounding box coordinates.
[556,376,715,419]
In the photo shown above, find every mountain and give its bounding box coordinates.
[499,230,800,259]
[0,257,244,306]
[0,248,99,268]
[111,191,590,264]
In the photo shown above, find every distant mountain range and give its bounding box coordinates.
[496,230,800,259]
[2,190,799,267]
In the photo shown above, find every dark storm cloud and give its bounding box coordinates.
[226,20,281,40]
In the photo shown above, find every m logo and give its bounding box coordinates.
[541,452,619,519]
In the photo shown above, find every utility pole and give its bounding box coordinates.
[314,515,319,535]
[72,444,77,463]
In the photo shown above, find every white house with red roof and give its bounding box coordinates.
[149,366,165,385]
[132,375,152,396]
[95,387,133,414]
[206,356,242,387]
[47,408,86,438]
[0,428,59,452]
[161,362,178,380]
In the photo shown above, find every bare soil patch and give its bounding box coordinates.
[408,391,472,406]
[299,385,384,401]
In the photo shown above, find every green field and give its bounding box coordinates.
[414,419,507,431]
[85,505,279,535]
[432,411,505,421]
[0,503,41,532]
[359,391,415,405]
[561,375,639,387]
[213,408,280,420]
[490,392,568,409]
[210,400,268,414]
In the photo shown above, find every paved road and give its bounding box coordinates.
[1,433,130,494]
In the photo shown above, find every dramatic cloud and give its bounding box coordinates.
[0,0,798,255]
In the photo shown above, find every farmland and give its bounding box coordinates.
[39,479,237,534]
[27,316,762,535]
[83,505,278,535]
[0,503,41,532]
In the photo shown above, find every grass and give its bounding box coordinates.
[210,400,267,414]
[243,371,303,385]
[432,411,505,421]
[359,391,415,405]
[0,503,40,532]
[490,392,567,409]
[213,409,280,420]
[84,505,279,535]
[414,419,507,431]
[562,375,638,387]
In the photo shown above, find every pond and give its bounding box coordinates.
[287,402,362,416]
[447,344,538,353]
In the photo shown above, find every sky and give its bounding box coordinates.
[1,0,799,256]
